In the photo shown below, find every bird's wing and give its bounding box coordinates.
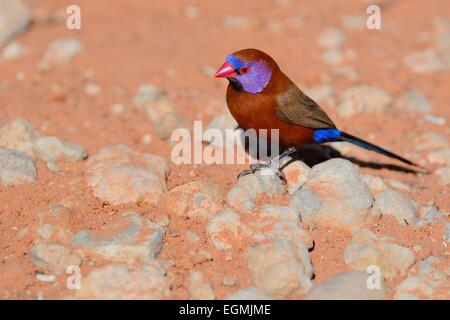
[275,86,336,129]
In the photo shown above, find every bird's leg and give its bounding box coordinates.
[237,147,298,183]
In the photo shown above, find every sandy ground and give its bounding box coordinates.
[0,0,449,299]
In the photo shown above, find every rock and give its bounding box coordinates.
[415,207,445,228]
[246,239,313,298]
[395,90,431,113]
[0,149,37,185]
[225,287,272,300]
[0,117,41,156]
[36,204,74,244]
[261,220,314,250]
[155,112,188,140]
[72,211,164,263]
[337,85,392,118]
[0,0,31,48]
[283,160,310,195]
[132,84,172,123]
[85,83,101,96]
[33,136,87,163]
[404,49,442,74]
[38,39,83,71]
[206,209,249,251]
[394,257,450,299]
[86,145,169,205]
[304,85,335,103]
[342,15,366,29]
[159,181,221,219]
[258,204,299,222]
[226,169,285,212]
[305,271,390,300]
[388,179,412,192]
[322,49,344,65]
[203,109,238,149]
[371,189,418,226]
[424,114,446,126]
[362,174,386,195]
[415,132,448,152]
[188,271,215,300]
[427,149,450,166]
[28,243,82,275]
[435,166,450,186]
[0,41,25,60]
[297,159,373,228]
[343,229,415,280]
[444,223,450,242]
[74,260,171,299]
[317,27,346,48]
[223,16,249,29]
[111,103,125,115]
[222,276,238,287]
[289,187,322,222]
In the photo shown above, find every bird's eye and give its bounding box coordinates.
[239,66,250,74]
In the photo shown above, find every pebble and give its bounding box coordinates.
[86,145,169,205]
[72,211,164,263]
[38,39,83,71]
[317,27,346,48]
[388,179,412,192]
[394,257,449,299]
[362,174,386,195]
[111,103,125,115]
[424,114,446,126]
[395,90,432,113]
[226,170,285,212]
[435,166,450,186]
[427,149,450,166]
[343,229,415,280]
[155,112,188,140]
[0,41,25,60]
[33,136,88,163]
[74,260,171,299]
[322,49,344,65]
[246,239,313,298]
[36,204,74,244]
[337,85,392,118]
[35,273,56,282]
[28,242,82,275]
[415,207,445,228]
[188,271,215,300]
[297,159,373,228]
[206,209,248,251]
[85,83,101,96]
[0,0,31,48]
[341,15,366,29]
[404,49,442,74]
[0,117,41,157]
[159,181,221,219]
[283,160,310,195]
[223,16,249,29]
[371,188,418,226]
[289,187,322,222]
[415,132,448,152]
[0,149,37,185]
[305,271,390,300]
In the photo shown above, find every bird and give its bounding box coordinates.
[214,48,419,182]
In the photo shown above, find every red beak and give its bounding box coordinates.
[214,61,237,78]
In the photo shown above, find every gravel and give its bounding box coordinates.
[0,149,37,185]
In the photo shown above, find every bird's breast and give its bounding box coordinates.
[226,85,314,147]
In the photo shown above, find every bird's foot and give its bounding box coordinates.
[237,162,286,184]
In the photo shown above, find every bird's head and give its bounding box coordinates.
[214,49,278,94]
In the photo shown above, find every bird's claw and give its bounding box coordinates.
[237,162,286,184]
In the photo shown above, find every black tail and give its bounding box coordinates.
[338,131,419,167]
